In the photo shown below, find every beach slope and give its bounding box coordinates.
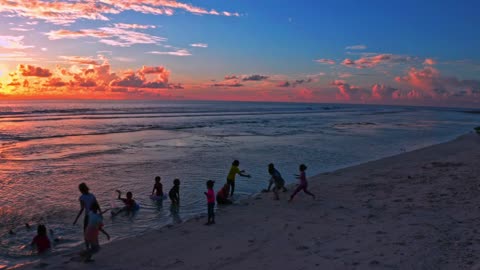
[20,133,480,270]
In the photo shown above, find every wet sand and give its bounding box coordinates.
[18,132,480,270]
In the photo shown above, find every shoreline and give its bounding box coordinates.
[16,131,480,270]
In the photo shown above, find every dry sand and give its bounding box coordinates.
[18,133,480,270]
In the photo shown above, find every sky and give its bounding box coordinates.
[0,0,479,107]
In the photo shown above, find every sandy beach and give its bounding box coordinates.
[17,132,480,270]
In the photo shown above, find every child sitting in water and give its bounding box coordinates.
[112,190,137,216]
[204,180,215,225]
[151,176,164,197]
[169,179,180,205]
[83,202,110,262]
[31,224,51,254]
[216,184,233,205]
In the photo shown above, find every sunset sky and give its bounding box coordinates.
[0,0,479,107]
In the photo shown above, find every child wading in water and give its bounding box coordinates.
[151,176,163,197]
[169,179,180,205]
[289,164,315,202]
[226,160,251,197]
[112,190,137,216]
[204,180,215,225]
[31,224,51,254]
[82,202,110,262]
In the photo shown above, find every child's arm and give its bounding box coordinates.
[152,185,156,195]
[116,190,122,200]
[239,171,251,178]
[100,228,110,241]
[73,201,85,225]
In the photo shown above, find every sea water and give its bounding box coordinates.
[0,100,478,268]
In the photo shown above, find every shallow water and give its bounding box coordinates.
[0,100,478,268]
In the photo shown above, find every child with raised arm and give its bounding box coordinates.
[226,160,251,197]
[31,224,51,254]
[151,176,163,197]
[289,164,315,202]
[204,180,215,225]
[169,179,180,205]
[83,202,110,262]
[111,190,137,216]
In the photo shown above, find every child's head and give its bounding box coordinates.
[206,180,215,189]
[232,160,240,166]
[78,183,89,194]
[155,176,161,183]
[37,224,47,236]
[126,191,133,199]
[268,163,275,174]
[90,201,100,213]
[173,178,180,186]
[299,164,307,171]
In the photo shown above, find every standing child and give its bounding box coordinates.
[83,202,110,262]
[169,179,180,205]
[73,183,100,232]
[289,164,315,202]
[31,224,51,254]
[204,180,215,225]
[151,176,163,197]
[226,160,251,197]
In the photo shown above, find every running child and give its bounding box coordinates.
[204,180,215,225]
[169,179,180,205]
[289,164,315,202]
[30,224,51,254]
[226,160,251,196]
[82,202,110,262]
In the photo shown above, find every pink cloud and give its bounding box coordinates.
[46,27,166,47]
[395,66,480,98]
[342,54,413,69]
[0,35,34,50]
[0,0,239,25]
[314,59,336,65]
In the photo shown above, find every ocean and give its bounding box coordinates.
[0,100,478,268]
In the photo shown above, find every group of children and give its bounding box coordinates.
[29,160,315,261]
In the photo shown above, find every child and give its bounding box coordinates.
[169,179,180,205]
[111,190,137,216]
[216,184,232,205]
[268,163,286,200]
[83,202,110,262]
[73,183,100,232]
[204,180,215,225]
[151,176,163,197]
[31,224,51,254]
[226,160,251,197]
[289,164,315,202]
